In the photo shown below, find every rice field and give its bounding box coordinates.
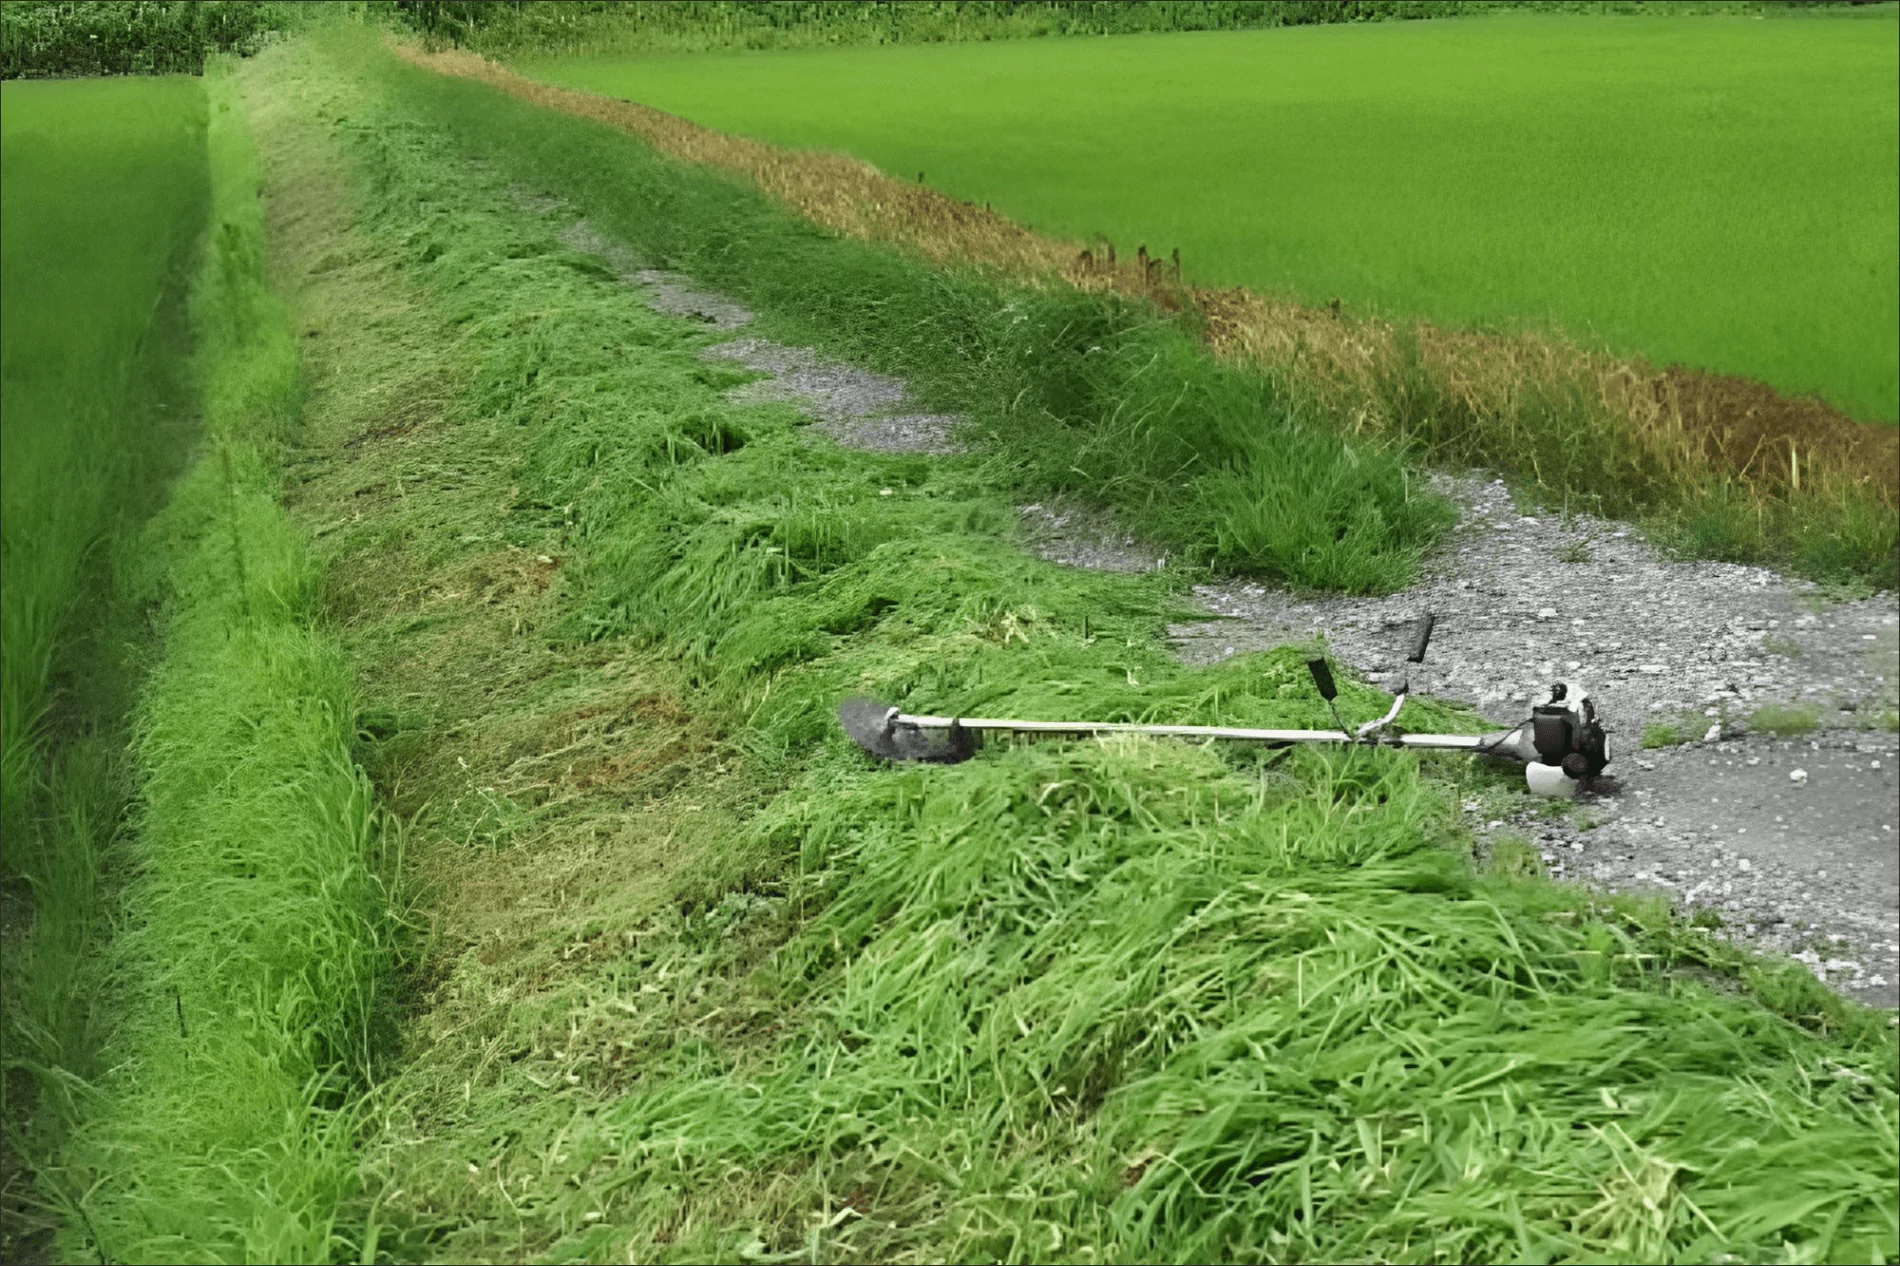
[521,9,1900,423]
[0,70,210,1255]
[0,74,209,842]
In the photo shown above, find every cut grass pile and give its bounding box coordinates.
[520,11,1900,424]
[247,28,1896,1262]
[43,67,399,1263]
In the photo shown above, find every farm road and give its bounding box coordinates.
[549,207,1900,1006]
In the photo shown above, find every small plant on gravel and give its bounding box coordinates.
[1749,701,1821,737]
[1692,907,1725,930]
[1484,832,1545,880]
[1554,539,1592,564]
[1761,632,1804,657]
[1641,718,1693,749]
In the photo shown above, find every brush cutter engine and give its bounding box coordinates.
[839,612,1611,797]
[1482,683,1613,798]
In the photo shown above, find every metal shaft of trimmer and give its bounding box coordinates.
[891,711,1500,751]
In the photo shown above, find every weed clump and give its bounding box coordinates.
[1749,701,1821,736]
[1641,718,1694,749]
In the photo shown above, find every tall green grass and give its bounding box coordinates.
[264,30,1897,1262]
[0,0,291,78]
[51,66,398,1264]
[522,9,1900,424]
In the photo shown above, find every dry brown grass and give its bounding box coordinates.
[394,41,1897,510]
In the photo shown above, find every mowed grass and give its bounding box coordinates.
[522,9,1900,423]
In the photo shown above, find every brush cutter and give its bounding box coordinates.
[838,613,1612,797]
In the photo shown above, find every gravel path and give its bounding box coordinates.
[702,338,965,455]
[1176,475,1899,1005]
[557,215,1899,1005]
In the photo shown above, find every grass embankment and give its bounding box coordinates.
[42,68,400,1263]
[248,29,1895,1262]
[0,73,208,1254]
[417,17,1899,591]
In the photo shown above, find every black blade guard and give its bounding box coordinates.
[839,697,976,764]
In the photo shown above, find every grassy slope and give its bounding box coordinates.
[522,9,1900,424]
[244,28,1895,1264]
[388,43,1465,599]
[49,66,398,1264]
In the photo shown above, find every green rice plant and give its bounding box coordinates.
[0,73,209,868]
[520,9,1900,423]
[52,66,397,1264]
[0,73,210,1252]
[1748,700,1821,736]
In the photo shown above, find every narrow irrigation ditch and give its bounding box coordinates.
[4,64,404,1263]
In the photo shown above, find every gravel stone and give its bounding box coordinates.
[702,338,965,454]
[1018,502,1167,573]
[1165,471,1899,1005]
[559,220,754,329]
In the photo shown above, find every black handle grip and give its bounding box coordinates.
[1306,658,1337,702]
[1408,612,1436,664]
